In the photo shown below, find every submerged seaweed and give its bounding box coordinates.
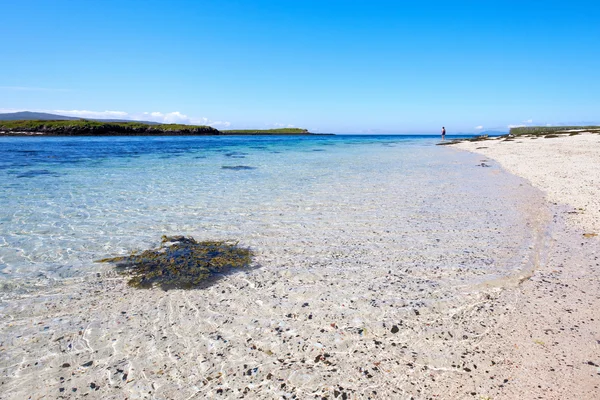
[14,169,62,178]
[224,152,248,158]
[96,236,253,289]
[221,165,256,170]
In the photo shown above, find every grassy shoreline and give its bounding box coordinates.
[438,126,600,146]
[0,119,311,136]
[221,128,309,134]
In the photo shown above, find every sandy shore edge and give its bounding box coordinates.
[448,133,600,398]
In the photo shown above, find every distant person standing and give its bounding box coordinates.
[441,126,446,140]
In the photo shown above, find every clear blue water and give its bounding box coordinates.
[0,134,554,399]
[0,135,545,291]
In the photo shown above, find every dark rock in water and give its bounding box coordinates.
[221,165,256,170]
[159,154,183,159]
[436,141,458,146]
[96,235,253,290]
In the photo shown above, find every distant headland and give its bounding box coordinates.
[0,112,312,136]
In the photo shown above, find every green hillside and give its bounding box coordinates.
[0,111,79,121]
[0,119,313,136]
[0,119,218,136]
[221,128,309,134]
[0,111,159,124]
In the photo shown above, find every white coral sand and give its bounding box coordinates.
[450,132,600,399]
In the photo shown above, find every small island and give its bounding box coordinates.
[221,128,310,134]
[0,119,311,136]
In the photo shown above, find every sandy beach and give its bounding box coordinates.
[0,134,599,399]
[449,133,600,398]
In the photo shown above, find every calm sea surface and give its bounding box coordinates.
[0,135,546,292]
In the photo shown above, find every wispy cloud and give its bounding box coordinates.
[210,121,231,128]
[0,86,70,92]
[508,119,535,129]
[271,123,295,128]
[474,125,484,130]
[0,108,231,128]
[0,108,314,130]
[54,109,129,119]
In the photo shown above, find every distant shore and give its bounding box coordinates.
[0,119,312,136]
[438,125,600,146]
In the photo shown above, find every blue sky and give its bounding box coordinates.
[1,0,599,133]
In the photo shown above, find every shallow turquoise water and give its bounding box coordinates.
[0,135,546,290]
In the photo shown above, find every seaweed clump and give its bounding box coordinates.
[96,236,253,289]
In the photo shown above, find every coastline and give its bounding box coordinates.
[0,120,312,136]
[453,132,600,233]
[0,135,598,399]
[447,133,600,398]
[0,131,315,137]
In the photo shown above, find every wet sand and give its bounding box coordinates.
[455,133,600,233]
[449,133,600,398]
[1,136,598,399]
